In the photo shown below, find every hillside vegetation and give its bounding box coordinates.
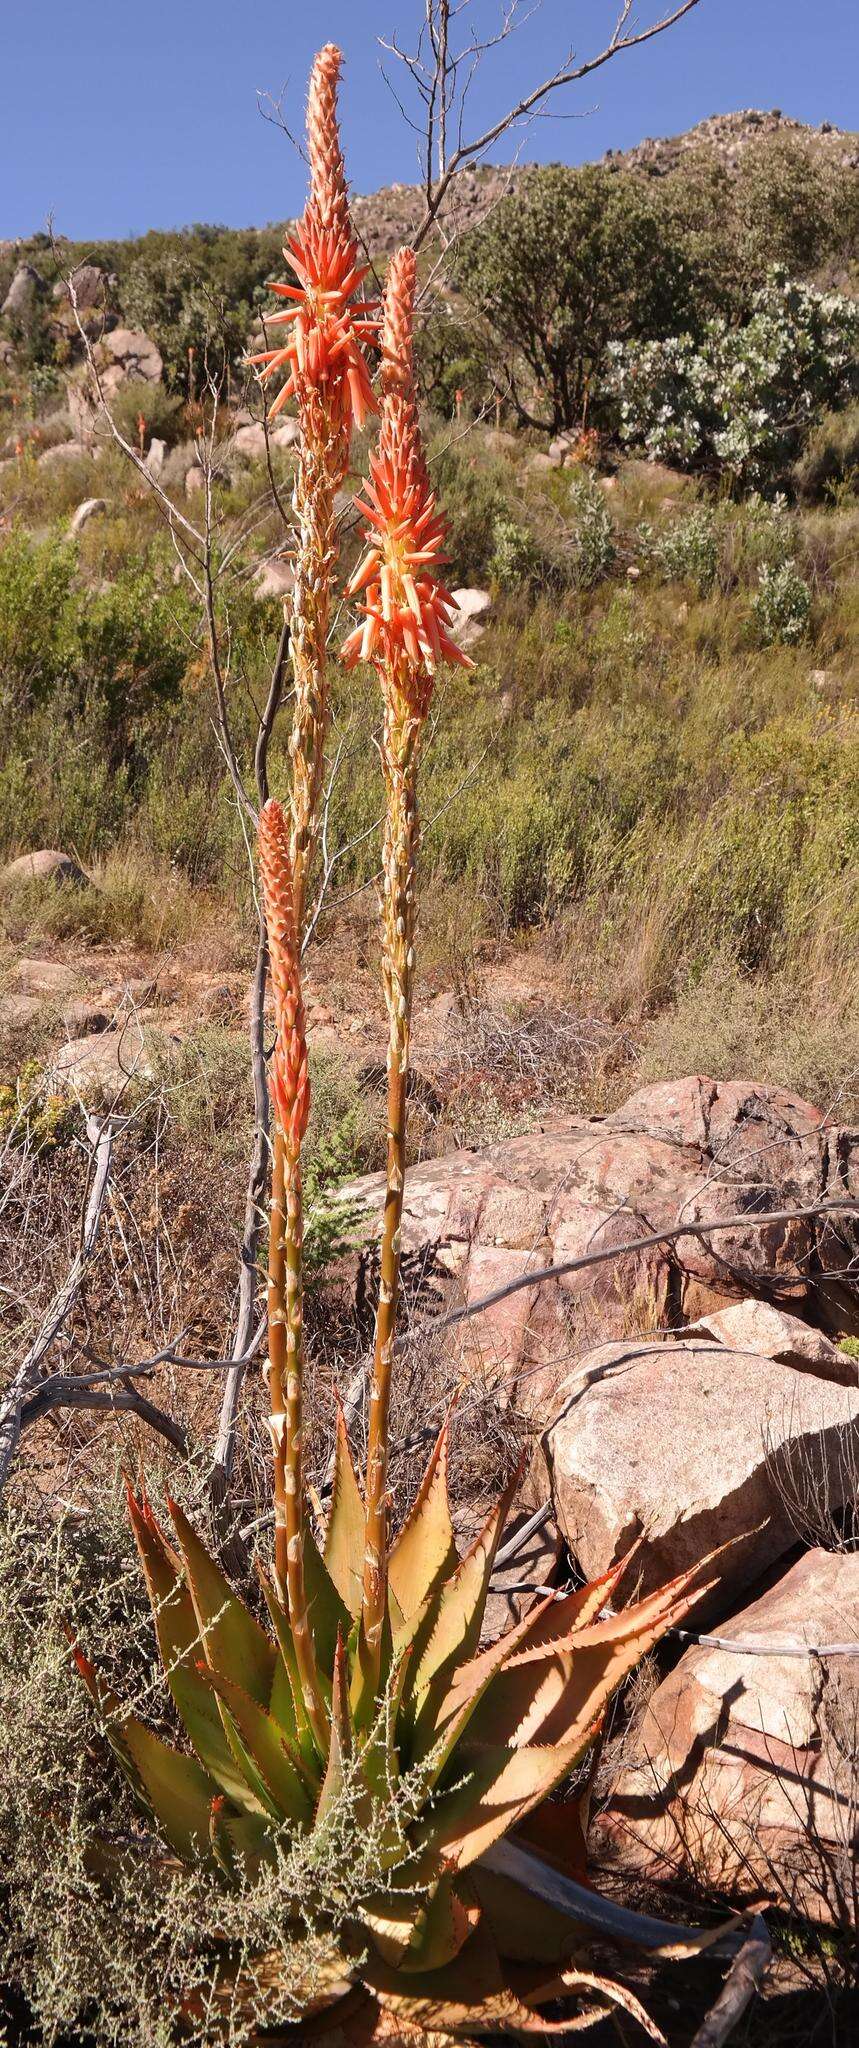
[1,117,858,1118]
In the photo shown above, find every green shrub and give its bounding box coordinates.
[427,438,505,583]
[642,506,721,593]
[457,163,691,434]
[565,473,616,588]
[0,694,133,858]
[488,513,542,589]
[109,377,184,448]
[0,528,191,743]
[793,400,859,501]
[752,561,812,644]
[610,271,859,486]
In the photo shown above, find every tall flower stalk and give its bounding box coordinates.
[249,42,377,934]
[342,247,472,1704]
[250,49,376,1739]
[257,797,327,1750]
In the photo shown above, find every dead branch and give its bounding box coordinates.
[378,1,703,250]
[403,1197,859,1351]
[18,1377,188,1458]
[689,1914,771,2048]
[479,1835,743,1957]
[0,1114,115,1493]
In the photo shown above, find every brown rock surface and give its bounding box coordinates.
[337,1077,859,1401]
[537,1336,859,1601]
[594,1548,859,1925]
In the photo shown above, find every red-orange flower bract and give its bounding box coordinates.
[341,247,473,711]
[247,44,377,430]
[257,799,310,1155]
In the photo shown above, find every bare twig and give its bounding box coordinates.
[689,1914,771,2048]
[402,1198,859,1351]
[0,1115,115,1494]
[378,1,702,251]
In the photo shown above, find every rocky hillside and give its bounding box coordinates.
[602,104,858,176]
[347,108,859,257]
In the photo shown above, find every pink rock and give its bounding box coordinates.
[538,1337,859,1601]
[595,1548,859,1925]
[689,1298,857,1385]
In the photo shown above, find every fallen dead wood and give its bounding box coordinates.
[689,1913,771,2047]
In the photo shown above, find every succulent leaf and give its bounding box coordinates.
[324,1402,366,1617]
[466,1564,715,1754]
[128,1489,260,1808]
[409,1465,522,1753]
[314,1630,360,1829]
[72,1643,221,1864]
[419,1731,602,1875]
[197,1663,316,1824]
[167,1497,277,1708]
[304,1516,354,1672]
[388,1419,458,1625]
[400,1874,482,1976]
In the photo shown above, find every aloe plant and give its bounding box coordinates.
[70,45,730,2046]
[74,1450,716,2042]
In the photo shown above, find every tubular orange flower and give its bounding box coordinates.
[341,248,471,705]
[247,43,377,433]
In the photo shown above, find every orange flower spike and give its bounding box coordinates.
[249,46,380,940]
[249,45,378,434]
[306,40,351,239]
[341,247,473,705]
[343,250,475,1718]
[257,800,310,1159]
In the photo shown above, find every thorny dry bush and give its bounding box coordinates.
[768,1419,859,1555]
[0,1483,448,2048]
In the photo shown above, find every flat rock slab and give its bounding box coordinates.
[594,1547,859,1925]
[688,1297,857,1385]
[14,957,82,997]
[536,1337,859,1603]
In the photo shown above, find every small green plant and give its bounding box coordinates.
[643,506,721,593]
[488,511,541,589]
[566,471,615,587]
[0,1059,74,1154]
[752,559,812,644]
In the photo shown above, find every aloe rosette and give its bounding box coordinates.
[74,1444,717,2042]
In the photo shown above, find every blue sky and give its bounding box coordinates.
[2,1,856,241]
